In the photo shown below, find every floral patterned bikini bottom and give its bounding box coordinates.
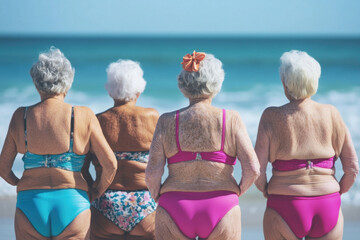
[92,189,157,232]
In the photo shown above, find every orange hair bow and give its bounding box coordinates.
[181,51,206,72]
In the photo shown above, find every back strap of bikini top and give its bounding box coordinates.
[23,107,28,151]
[175,109,226,151]
[69,106,74,152]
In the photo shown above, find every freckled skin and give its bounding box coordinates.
[255,88,359,240]
[0,94,117,240]
[82,97,159,240]
[146,97,260,239]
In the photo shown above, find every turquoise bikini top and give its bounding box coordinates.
[22,107,85,172]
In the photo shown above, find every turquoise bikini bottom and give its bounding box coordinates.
[16,188,90,237]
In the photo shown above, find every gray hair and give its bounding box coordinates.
[178,53,225,99]
[279,50,321,100]
[105,59,146,101]
[30,47,74,95]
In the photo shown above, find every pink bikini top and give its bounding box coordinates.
[272,156,335,171]
[167,109,236,165]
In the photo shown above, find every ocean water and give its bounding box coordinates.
[0,37,359,235]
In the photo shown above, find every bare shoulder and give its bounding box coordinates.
[12,107,26,121]
[73,106,96,123]
[158,111,175,124]
[74,105,95,115]
[136,106,160,119]
[261,106,280,120]
[9,107,26,130]
[226,109,244,127]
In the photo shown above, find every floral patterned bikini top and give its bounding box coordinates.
[22,107,86,172]
[114,151,149,163]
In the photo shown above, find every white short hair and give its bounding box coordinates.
[30,47,74,95]
[178,53,224,98]
[105,60,146,101]
[279,50,321,100]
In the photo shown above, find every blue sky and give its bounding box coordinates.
[0,0,359,36]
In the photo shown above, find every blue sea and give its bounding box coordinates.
[0,37,359,239]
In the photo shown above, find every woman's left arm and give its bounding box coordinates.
[0,110,20,186]
[254,110,271,198]
[339,127,359,194]
[234,112,260,196]
[146,115,166,202]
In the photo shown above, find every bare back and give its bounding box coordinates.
[255,98,358,196]
[0,98,117,198]
[89,103,159,191]
[146,102,260,201]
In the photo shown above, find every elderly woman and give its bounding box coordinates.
[255,50,359,240]
[145,51,260,240]
[82,60,159,240]
[0,47,117,239]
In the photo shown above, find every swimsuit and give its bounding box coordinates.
[16,106,90,237]
[92,189,156,232]
[158,109,239,239]
[92,151,156,232]
[268,157,340,238]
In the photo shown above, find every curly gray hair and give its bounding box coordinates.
[30,47,74,95]
[178,53,225,99]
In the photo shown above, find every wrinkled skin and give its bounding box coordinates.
[82,97,159,240]
[0,94,117,239]
[146,97,260,239]
[255,87,359,240]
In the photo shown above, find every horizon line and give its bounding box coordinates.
[1,33,360,39]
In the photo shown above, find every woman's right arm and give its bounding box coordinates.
[254,110,271,198]
[0,109,21,185]
[87,111,117,201]
[146,115,166,202]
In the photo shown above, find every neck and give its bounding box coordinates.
[113,98,137,107]
[40,93,65,102]
[189,97,212,106]
[289,97,311,105]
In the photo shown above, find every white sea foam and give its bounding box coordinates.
[0,86,359,206]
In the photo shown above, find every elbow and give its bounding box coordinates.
[250,165,261,180]
[0,168,7,180]
[109,160,117,174]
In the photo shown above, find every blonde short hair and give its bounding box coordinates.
[279,50,321,100]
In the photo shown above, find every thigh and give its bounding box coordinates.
[306,208,344,240]
[53,209,91,240]
[206,205,241,240]
[90,206,126,240]
[263,208,300,240]
[129,211,156,239]
[15,208,50,240]
[155,206,190,240]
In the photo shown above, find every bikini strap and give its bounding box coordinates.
[221,109,226,151]
[175,111,181,151]
[23,107,28,151]
[69,106,74,152]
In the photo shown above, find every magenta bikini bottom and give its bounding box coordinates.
[267,192,341,238]
[158,191,239,239]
